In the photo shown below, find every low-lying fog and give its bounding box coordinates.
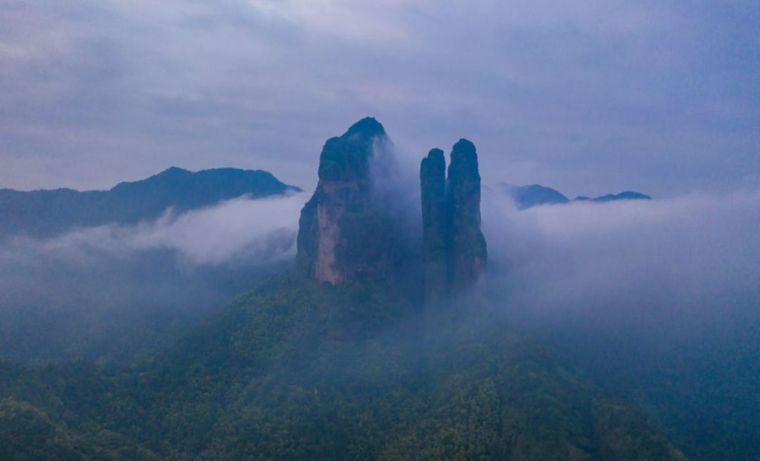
[2,186,758,395]
[0,193,307,363]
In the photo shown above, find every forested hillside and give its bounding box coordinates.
[0,274,687,460]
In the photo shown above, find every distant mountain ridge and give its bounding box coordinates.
[576,191,652,202]
[0,167,300,239]
[501,183,651,209]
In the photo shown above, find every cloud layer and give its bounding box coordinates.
[482,188,760,340]
[0,193,307,362]
[480,188,760,455]
[2,192,306,268]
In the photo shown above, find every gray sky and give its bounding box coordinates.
[2,0,759,197]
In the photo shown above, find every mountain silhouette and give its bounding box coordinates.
[501,183,651,209]
[0,167,299,239]
[579,191,652,202]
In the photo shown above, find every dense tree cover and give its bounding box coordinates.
[0,273,687,460]
[546,308,760,461]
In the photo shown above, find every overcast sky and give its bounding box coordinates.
[2,0,759,197]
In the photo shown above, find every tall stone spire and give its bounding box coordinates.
[420,148,447,299]
[446,139,487,290]
[420,139,487,297]
[298,119,487,292]
[297,117,402,285]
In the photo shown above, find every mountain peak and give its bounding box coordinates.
[160,166,191,175]
[449,139,479,184]
[344,117,386,139]
[452,138,476,155]
[508,184,569,209]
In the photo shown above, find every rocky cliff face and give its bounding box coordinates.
[297,117,403,285]
[298,118,486,291]
[421,139,487,295]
